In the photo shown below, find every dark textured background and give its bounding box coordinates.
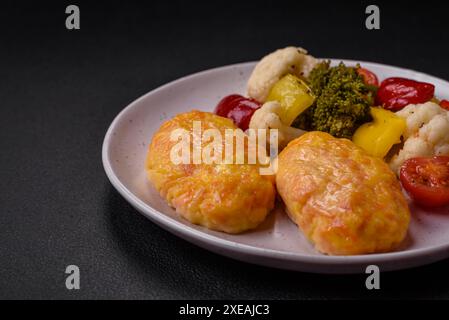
[1,0,449,299]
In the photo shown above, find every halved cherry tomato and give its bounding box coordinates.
[214,94,261,131]
[400,156,449,208]
[357,67,379,87]
[440,99,449,111]
[376,77,435,111]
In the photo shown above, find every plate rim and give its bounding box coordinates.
[102,59,449,272]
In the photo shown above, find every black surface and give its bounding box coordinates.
[1,0,449,299]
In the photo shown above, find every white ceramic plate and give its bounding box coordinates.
[103,60,449,274]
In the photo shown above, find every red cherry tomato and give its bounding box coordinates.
[400,156,449,208]
[214,94,261,130]
[440,99,449,111]
[376,77,435,111]
[357,67,379,86]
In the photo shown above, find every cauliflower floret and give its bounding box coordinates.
[389,102,449,173]
[247,46,319,103]
[395,102,443,139]
[249,101,306,149]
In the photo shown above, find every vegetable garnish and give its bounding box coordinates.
[400,156,449,208]
[376,77,435,111]
[440,99,449,111]
[293,61,375,139]
[214,94,261,131]
[266,74,315,126]
[353,107,406,158]
[357,67,379,87]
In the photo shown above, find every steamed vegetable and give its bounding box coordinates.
[376,77,435,111]
[440,99,449,111]
[249,101,306,149]
[247,47,319,103]
[214,94,261,130]
[293,61,375,139]
[357,67,379,87]
[353,107,406,158]
[389,102,449,174]
[400,156,449,208]
[266,74,315,126]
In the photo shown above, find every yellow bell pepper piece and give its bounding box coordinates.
[266,74,315,126]
[352,107,406,158]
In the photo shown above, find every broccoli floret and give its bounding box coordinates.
[293,61,374,139]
